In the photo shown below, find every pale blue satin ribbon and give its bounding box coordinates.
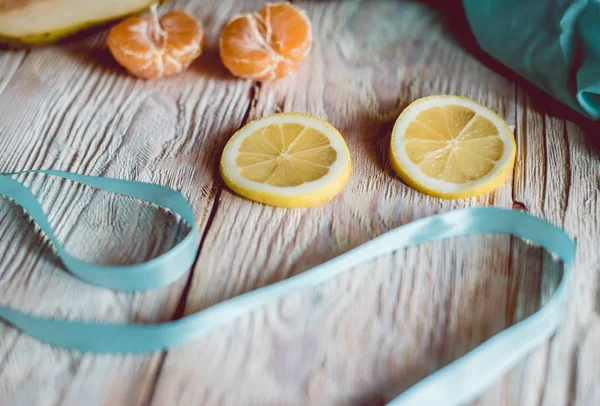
[0,170,575,406]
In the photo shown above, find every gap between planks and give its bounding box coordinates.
[145,81,263,404]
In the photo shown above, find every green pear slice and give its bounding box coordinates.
[0,0,158,46]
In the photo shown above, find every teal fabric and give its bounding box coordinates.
[463,0,600,120]
[0,170,576,405]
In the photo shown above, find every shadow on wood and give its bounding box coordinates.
[419,0,600,154]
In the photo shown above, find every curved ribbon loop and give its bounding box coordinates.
[0,170,575,406]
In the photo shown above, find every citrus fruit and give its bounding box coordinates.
[107,5,204,79]
[220,113,351,208]
[219,2,313,81]
[390,95,516,199]
[0,0,161,46]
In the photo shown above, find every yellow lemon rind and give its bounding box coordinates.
[220,164,351,208]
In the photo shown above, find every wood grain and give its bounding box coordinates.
[0,0,598,405]
[0,0,253,404]
[0,49,27,96]
[507,92,600,406]
[152,1,575,405]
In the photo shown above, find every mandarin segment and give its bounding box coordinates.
[219,2,313,81]
[218,15,274,78]
[107,7,204,79]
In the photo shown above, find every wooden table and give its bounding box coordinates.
[1,1,599,405]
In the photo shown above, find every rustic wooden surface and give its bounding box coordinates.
[0,1,598,405]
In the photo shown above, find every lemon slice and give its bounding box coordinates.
[220,113,351,208]
[390,95,516,199]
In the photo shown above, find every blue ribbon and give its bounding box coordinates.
[0,170,575,406]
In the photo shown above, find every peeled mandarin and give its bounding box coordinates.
[107,6,204,79]
[219,2,313,81]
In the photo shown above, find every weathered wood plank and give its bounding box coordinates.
[151,1,559,405]
[0,49,28,96]
[1,0,597,405]
[508,94,600,406]
[0,0,253,404]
